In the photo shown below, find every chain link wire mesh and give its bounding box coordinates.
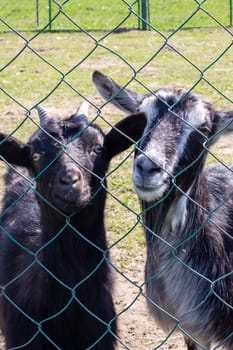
[0,0,233,349]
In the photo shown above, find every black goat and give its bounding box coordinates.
[0,103,146,350]
[93,70,233,350]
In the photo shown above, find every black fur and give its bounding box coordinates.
[0,108,146,350]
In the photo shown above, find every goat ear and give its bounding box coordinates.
[104,112,147,159]
[0,133,31,167]
[92,70,143,114]
[216,111,233,132]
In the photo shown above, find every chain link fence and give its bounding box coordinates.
[0,0,233,349]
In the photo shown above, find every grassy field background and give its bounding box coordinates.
[0,0,232,32]
[0,2,233,348]
[1,1,233,254]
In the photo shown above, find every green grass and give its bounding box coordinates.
[1,27,232,113]
[149,0,233,30]
[0,3,233,267]
[0,0,232,32]
[0,0,139,32]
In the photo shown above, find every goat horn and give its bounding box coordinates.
[77,101,89,116]
[36,105,51,124]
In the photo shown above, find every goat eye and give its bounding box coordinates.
[93,144,103,154]
[198,125,210,135]
[32,153,41,162]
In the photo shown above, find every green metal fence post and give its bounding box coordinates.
[139,0,150,30]
[36,0,39,26]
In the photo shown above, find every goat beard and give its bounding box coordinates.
[42,187,92,215]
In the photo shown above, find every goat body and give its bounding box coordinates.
[93,71,233,350]
[143,165,233,349]
[0,104,146,350]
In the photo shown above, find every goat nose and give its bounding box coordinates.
[135,155,161,175]
[59,167,81,186]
